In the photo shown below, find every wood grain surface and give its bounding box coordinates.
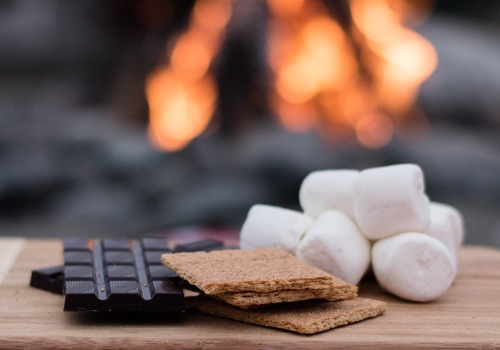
[0,239,499,349]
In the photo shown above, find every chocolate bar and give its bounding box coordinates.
[63,237,184,312]
[29,235,228,312]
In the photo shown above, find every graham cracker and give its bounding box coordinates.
[187,296,387,335]
[161,248,336,295]
[212,277,357,309]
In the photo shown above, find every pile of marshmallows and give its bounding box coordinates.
[240,164,464,302]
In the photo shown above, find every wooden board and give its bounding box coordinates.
[1,239,500,349]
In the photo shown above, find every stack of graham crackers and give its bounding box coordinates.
[162,248,386,335]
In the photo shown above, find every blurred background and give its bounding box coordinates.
[0,0,499,246]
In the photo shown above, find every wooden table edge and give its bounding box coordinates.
[0,237,26,285]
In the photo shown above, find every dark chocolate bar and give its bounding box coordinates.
[29,235,229,312]
[63,237,184,312]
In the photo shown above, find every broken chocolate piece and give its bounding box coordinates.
[29,265,65,295]
[173,239,224,252]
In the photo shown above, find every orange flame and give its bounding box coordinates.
[268,1,358,132]
[351,0,438,116]
[267,0,305,17]
[268,0,437,148]
[146,0,232,152]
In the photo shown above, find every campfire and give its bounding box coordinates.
[1,0,498,246]
[145,0,437,151]
[145,0,232,151]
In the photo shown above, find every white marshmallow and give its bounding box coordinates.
[372,232,455,302]
[296,210,371,285]
[424,203,460,275]
[240,204,313,254]
[429,202,464,249]
[299,169,359,220]
[353,164,430,240]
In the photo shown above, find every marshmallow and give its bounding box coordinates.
[299,169,359,220]
[240,204,313,254]
[424,203,461,275]
[372,232,455,302]
[296,210,371,285]
[429,202,464,249]
[353,164,430,240]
